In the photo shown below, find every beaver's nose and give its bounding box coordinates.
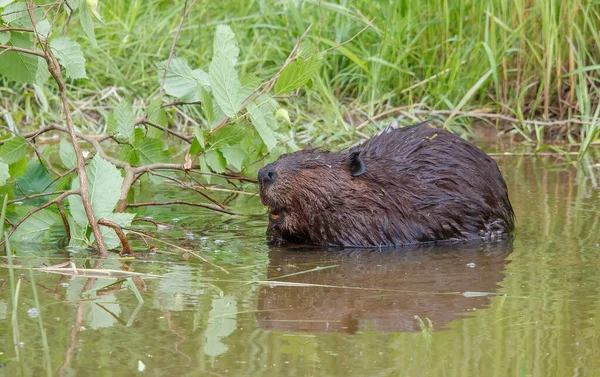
[258,166,277,185]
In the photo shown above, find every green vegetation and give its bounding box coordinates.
[4,0,600,145]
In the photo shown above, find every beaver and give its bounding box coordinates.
[258,121,515,248]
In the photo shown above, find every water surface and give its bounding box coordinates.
[1,155,600,377]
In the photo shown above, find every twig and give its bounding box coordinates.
[0,27,34,33]
[0,44,46,58]
[159,0,198,97]
[161,100,203,107]
[97,218,133,256]
[6,190,78,240]
[149,171,227,209]
[125,201,240,216]
[131,217,170,230]
[8,190,68,205]
[135,117,193,143]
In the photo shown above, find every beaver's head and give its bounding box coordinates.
[257,148,368,246]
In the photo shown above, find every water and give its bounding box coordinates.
[1,155,600,377]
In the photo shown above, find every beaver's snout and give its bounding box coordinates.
[258,165,277,186]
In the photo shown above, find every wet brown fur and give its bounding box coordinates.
[258,122,515,248]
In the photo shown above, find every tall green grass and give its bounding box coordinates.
[3,0,599,151]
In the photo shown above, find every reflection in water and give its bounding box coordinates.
[257,240,513,333]
[3,156,600,377]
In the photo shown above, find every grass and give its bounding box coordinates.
[1,0,599,154]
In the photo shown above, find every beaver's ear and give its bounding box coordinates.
[348,151,366,177]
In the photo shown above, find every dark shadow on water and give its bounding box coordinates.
[256,240,513,334]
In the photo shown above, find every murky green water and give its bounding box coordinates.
[2,155,600,377]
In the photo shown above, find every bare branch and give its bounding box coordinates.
[149,171,227,209]
[9,190,68,205]
[0,44,46,58]
[0,27,34,33]
[135,117,193,143]
[98,218,133,256]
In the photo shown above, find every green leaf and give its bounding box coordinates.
[11,209,60,243]
[0,33,40,84]
[95,212,136,250]
[220,147,246,171]
[50,36,87,79]
[35,56,50,86]
[298,40,316,60]
[146,99,166,138]
[190,136,202,155]
[2,2,27,26]
[59,139,77,169]
[0,31,10,44]
[213,24,239,64]
[0,137,26,164]
[35,20,51,40]
[157,58,206,101]
[118,145,139,165]
[114,100,135,142]
[247,101,277,151]
[194,127,207,149]
[208,54,241,117]
[0,0,16,7]
[205,150,226,173]
[198,155,212,184]
[78,0,97,48]
[208,124,245,148]
[0,161,9,186]
[237,73,261,105]
[135,138,170,165]
[67,216,90,249]
[199,87,214,125]
[8,156,27,178]
[16,161,54,195]
[274,54,323,94]
[68,155,124,227]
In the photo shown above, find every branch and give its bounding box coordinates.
[135,117,193,144]
[0,44,46,58]
[125,201,240,216]
[97,218,133,256]
[8,190,68,205]
[26,2,108,254]
[0,27,34,33]
[6,189,78,240]
[159,0,198,97]
[161,100,203,108]
[149,171,227,209]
